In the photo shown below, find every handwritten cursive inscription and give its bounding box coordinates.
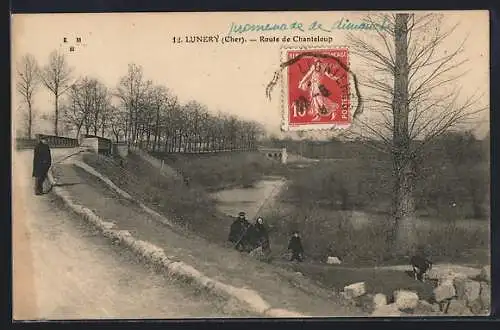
[228,18,389,35]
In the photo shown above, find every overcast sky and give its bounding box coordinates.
[11,11,489,138]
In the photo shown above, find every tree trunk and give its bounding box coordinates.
[391,13,417,254]
[101,118,106,137]
[76,124,83,140]
[54,93,59,136]
[27,100,32,139]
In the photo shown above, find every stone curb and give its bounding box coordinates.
[47,167,306,318]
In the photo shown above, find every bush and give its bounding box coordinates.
[281,159,393,212]
[265,203,489,266]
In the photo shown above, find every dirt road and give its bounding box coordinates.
[12,149,247,320]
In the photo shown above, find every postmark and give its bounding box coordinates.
[281,47,351,131]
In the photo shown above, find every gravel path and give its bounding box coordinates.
[13,150,250,320]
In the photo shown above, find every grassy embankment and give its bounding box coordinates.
[151,151,290,192]
[82,142,489,301]
[81,152,437,301]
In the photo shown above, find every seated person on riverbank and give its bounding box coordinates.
[228,211,251,251]
[247,217,271,255]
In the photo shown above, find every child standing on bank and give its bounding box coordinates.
[287,231,304,262]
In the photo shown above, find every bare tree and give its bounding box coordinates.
[64,77,94,138]
[116,63,152,145]
[39,50,74,135]
[16,54,40,139]
[108,106,128,142]
[90,80,110,136]
[346,13,486,252]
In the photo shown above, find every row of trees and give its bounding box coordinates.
[16,52,72,138]
[16,53,264,153]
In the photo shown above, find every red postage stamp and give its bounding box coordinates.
[281,47,351,131]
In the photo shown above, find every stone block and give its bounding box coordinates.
[454,278,480,303]
[479,266,490,282]
[373,293,387,308]
[326,256,342,264]
[434,279,456,302]
[394,290,419,310]
[343,282,366,299]
[479,282,490,310]
[413,300,435,315]
[468,299,483,315]
[446,299,473,316]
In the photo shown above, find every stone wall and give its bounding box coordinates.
[341,265,490,316]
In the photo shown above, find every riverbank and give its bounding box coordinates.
[152,151,290,192]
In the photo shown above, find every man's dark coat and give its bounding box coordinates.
[32,141,52,178]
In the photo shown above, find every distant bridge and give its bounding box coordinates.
[257,147,288,164]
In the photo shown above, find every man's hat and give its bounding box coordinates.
[238,211,246,217]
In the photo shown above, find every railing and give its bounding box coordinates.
[15,134,79,149]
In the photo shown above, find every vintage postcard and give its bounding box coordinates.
[11,11,490,320]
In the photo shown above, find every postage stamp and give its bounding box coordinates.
[280,47,351,131]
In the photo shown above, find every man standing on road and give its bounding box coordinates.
[32,135,52,195]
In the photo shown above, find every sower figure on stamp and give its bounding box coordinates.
[32,135,52,195]
[288,230,304,262]
[298,59,340,121]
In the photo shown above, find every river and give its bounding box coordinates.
[210,177,286,219]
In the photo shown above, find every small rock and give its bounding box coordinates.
[371,303,401,317]
[479,266,490,282]
[434,279,456,302]
[446,299,473,316]
[454,278,480,303]
[394,290,419,310]
[343,282,366,299]
[326,256,342,265]
[479,282,491,310]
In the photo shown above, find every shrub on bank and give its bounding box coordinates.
[265,205,489,266]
